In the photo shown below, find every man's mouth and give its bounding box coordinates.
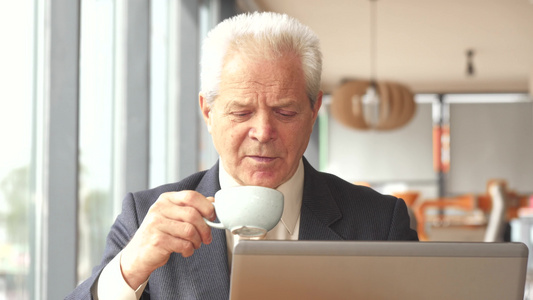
[247,156,276,163]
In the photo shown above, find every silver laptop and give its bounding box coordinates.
[230,240,529,300]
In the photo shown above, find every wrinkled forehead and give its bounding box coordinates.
[212,54,307,109]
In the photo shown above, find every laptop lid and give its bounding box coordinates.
[229,240,528,300]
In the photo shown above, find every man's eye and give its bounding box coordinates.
[277,110,296,117]
[231,111,251,117]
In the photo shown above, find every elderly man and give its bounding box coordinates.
[67,11,417,300]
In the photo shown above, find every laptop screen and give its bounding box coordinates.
[230,240,528,300]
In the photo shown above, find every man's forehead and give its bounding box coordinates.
[214,52,308,108]
[219,61,305,90]
[217,96,302,109]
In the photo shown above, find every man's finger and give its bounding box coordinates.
[161,191,216,220]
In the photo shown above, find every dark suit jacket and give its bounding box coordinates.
[66,158,418,299]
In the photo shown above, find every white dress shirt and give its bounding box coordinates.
[220,159,303,267]
[93,159,304,300]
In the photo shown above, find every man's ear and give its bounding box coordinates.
[312,90,323,120]
[199,93,212,133]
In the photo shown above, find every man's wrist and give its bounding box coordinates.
[120,247,152,290]
[94,251,148,300]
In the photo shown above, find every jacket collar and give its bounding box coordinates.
[188,162,231,298]
[299,157,344,240]
[186,158,344,297]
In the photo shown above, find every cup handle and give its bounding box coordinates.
[203,202,226,229]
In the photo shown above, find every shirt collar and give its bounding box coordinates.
[218,158,304,235]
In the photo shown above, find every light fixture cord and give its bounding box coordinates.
[370,0,378,84]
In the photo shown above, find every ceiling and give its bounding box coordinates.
[247,0,533,95]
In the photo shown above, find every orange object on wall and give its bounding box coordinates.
[441,125,450,172]
[433,125,450,173]
[432,125,442,172]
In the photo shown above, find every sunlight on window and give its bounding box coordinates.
[78,0,116,283]
[0,1,36,299]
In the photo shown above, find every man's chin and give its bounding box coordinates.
[242,173,284,189]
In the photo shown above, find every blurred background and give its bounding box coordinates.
[1,0,532,299]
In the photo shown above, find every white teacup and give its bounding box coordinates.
[204,186,284,237]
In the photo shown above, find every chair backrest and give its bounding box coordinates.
[414,194,478,241]
[415,179,522,242]
[483,180,508,242]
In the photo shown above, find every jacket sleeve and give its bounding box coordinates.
[65,193,142,300]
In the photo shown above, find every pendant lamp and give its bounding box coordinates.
[331,0,416,131]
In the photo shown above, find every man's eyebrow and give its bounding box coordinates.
[274,101,297,108]
[272,99,301,109]
[225,100,250,107]
[222,100,252,111]
[222,98,301,110]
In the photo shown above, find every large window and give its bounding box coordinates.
[78,0,117,283]
[0,1,37,299]
[0,1,231,298]
[77,0,222,286]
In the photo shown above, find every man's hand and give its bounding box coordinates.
[120,191,215,289]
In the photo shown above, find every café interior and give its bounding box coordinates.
[259,0,533,251]
[1,0,533,299]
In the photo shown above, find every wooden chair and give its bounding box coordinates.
[477,179,529,219]
[481,179,531,241]
[415,179,528,242]
[483,180,508,242]
[414,194,479,241]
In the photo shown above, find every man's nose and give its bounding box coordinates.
[249,113,277,143]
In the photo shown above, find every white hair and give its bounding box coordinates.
[200,12,322,108]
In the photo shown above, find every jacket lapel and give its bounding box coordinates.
[299,158,344,241]
[188,162,231,298]
[180,159,344,298]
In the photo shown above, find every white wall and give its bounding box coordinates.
[325,94,533,198]
[448,101,533,194]
[325,102,437,197]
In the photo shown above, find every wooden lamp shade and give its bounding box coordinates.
[331,80,416,131]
